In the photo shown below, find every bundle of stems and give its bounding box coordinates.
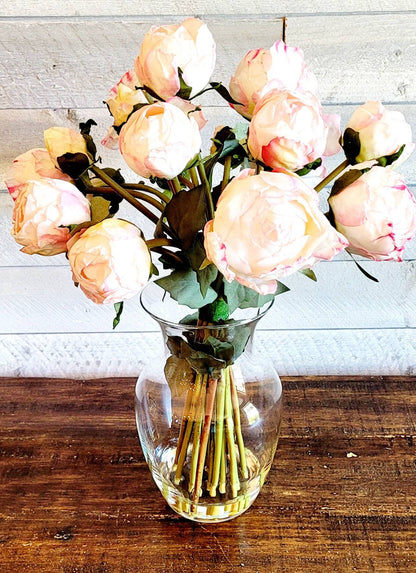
[172,365,248,508]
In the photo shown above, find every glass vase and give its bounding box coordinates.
[134,283,283,523]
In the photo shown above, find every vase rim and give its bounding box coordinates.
[139,281,274,331]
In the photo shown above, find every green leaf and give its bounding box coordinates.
[231,325,251,360]
[377,144,405,167]
[205,336,235,364]
[299,268,317,282]
[349,256,379,282]
[79,119,97,159]
[155,269,217,309]
[329,169,362,198]
[164,187,207,250]
[186,351,226,375]
[232,122,249,141]
[186,239,218,297]
[112,302,123,329]
[176,68,192,99]
[209,82,242,106]
[164,355,195,397]
[295,158,322,177]
[90,196,112,224]
[223,281,289,312]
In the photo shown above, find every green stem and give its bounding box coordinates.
[225,369,240,498]
[124,183,168,202]
[178,175,194,189]
[314,158,349,192]
[209,369,226,497]
[221,156,232,191]
[230,368,247,479]
[197,158,215,220]
[189,166,200,187]
[188,379,207,495]
[150,247,184,266]
[174,384,195,468]
[192,376,218,504]
[89,165,159,225]
[172,177,182,194]
[91,186,164,212]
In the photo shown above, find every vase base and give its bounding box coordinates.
[149,444,266,523]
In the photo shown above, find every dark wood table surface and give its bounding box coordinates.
[1,376,415,572]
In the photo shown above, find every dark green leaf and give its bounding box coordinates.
[164,187,207,249]
[329,169,362,198]
[205,336,234,364]
[90,196,112,224]
[112,302,124,329]
[186,351,226,375]
[299,268,317,282]
[209,82,242,106]
[176,68,193,99]
[186,239,218,297]
[231,325,251,360]
[223,281,289,313]
[155,269,217,309]
[350,256,379,282]
[79,119,97,159]
[295,158,322,177]
[377,144,405,167]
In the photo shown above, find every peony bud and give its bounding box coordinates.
[204,169,347,294]
[247,89,336,172]
[229,41,318,120]
[135,17,216,100]
[67,218,151,304]
[342,101,414,165]
[11,178,91,256]
[119,101,201,179]
[328,166,416,261]
[104,69,148,128]
[44,127,91,168]
[5,148,72,201]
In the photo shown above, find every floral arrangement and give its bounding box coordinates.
[6,17,416,517]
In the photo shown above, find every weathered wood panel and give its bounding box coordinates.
[0,14,414,109]
[1,0,414,17]
[1,329,415,377]
[0,376,415,571]
[1,104,415,186]
[1,260,415,334]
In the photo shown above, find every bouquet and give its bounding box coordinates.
[6,17,416,518]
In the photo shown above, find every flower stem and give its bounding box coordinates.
[314,158,349,192]
[172,177,182,194]
[192,376,218,504]
[189,166,200,187]
[221,156,232,191]
[146,238,176,249]
[209,369,226,497]
[124,183,168,202]
[89,165,159,224]
[178,175,194,189]
[230,368,247,479]
[225,368,240,498]
[197,157,215,220]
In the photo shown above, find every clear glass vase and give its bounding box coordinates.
[135,283,283,523]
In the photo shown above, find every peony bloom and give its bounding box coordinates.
[343,101,414,165]
[247,89,338,172]
[11,178,91,256]
[135,17,216,100]
[5,148,72,201]
[119,101,201,179]
[104,69,148,127]
[67,218,151,304]
[229,40,318,120]
[44,127,91,168]
[328,166,416,261]
[204,169,347,294]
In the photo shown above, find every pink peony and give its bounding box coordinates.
[229,41,318,120]
[11,178,91,256]
[135,17,216,100]
[343,101,414,165]
[247,89,339,172]
[5,148,72,201]
[204,169,347,294]
[67,218,151,304]
[119,101,201,179]
[329,166,416,261]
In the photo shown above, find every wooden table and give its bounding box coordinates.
[1,376,415,572]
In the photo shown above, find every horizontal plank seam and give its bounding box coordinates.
[1,326,415,336]
[0,11,415,23]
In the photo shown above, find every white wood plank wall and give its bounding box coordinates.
[1,2,415,377]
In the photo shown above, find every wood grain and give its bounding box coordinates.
[0,375,415,572]
[1,0,414,17]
